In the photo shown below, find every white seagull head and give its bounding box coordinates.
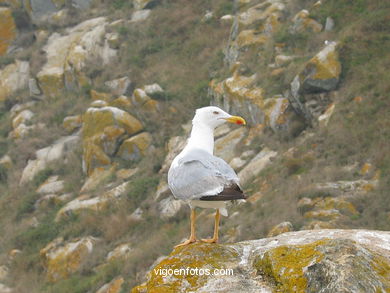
[192,106,246,129]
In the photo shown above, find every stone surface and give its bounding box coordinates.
[36,175,64,194]
[214,127,247,163]
[63,115,82,133]
[106,244,132,262]
[37,17,117,97]
[238,147,277,186]
[131,9,151,22]
[132,230,390,293]
[158,197,185,219]
[79,166,115,193]
[20,134,80,184]
[291,9,323,33]
[12,109,34,129]
[0,60,29,101]
[104,76,131,96]
[56,181,130,221]
[96,277,124,293]
[117,132,152,161]
[40,236,98,282]
[82,106,143,174]
[0,7,16,56]
[267,221,293,237]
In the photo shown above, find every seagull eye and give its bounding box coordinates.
[213,111,220,115]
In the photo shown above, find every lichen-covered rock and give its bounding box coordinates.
[238,147,277,186]
[12,109,34,129]
[117,132,152,161]
[20,134,80,184]
[82,106,143,174]
[215,127,247,163]
[79,166,115,193]
[158,197,185,219]
[56,181,130,221]
[62,115,82,133]
[290,42,341,121]
[131,9,151,22]
[132,230,390,293]
[96,277,124,293]
[0,7,16,56]
[267,221,293,237]
[90,90,113,102]
[0,60,29,101]
[40,236,98,282]
[104,76,131,96]
[37,17,117,98]
[36,175,64,194]
[106,244,132,262]
[291,9,323,33]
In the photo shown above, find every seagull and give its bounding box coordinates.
[168,106,247,247]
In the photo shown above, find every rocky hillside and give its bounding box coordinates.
[0,0,389,292]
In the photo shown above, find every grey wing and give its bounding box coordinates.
[168,149,239,201]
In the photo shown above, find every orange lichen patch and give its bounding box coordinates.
[308,43,341,80]
[271,68,285,76]
[360,163,373,176]
[97,277,124,293]
[370,253,390,290]
[353,96,363,103]
[37,71,65,98]
[236,29,268,48]
[110,96,132,109]
[117,132,152,160]
[138,243,238,293]
[91,89,113,101]
[142,99,160,112]
[40,237,96,283]
[0,8,16,56]
[255,239,328,292]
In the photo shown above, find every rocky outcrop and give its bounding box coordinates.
[133,229,390,293]
[290,41,341,121]
[82,106,143,175]
[37,17,117,98]
[0,7,16,56]
[0,60,29,101]
[40,236,98,282]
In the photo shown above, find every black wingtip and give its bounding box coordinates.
[199,184,246,201]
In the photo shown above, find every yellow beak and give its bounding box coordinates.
[223,116,246,125]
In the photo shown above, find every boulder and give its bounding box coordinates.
[290,41,341,120]
[104,76,131,96]
[37,17,117,98]
[133,0,154,10]
[20,134,80,184]
[0,7,16,56]
[28,78,42,96]
[291,9,323,33]
[79,166,115,193]
[82,106,143,174]
[56,181,130,221]
[36,175,64,194]
[106,244,132,262]
[238,147,277,186]
[12,109,34,129]
[96,277,124,293]
[267,221,293,237]
[40,236,98,282]
[132,230,390,293]
[0,60,29,101]
[131,9,151,22]
[117,132,152,161]
[62,115,82,133]
[215,127,247,163]
[158,197,185,219]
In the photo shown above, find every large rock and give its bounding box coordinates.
[0,7,16,56]
[117,132,152,161]
[37,17,117,98]
[40,236,98,282]
[290,42,341,121]
[132,229,390,293]
[20,134,80,184]
[96,277,124,293]
[0,60,29,101]
[215,127,247,163]
[56,181,130,221]
[290,9,323,33]
[82,106,143,174]
[238,147,277,186]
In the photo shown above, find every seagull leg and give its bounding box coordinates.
[201,209,220,243]
[175,208,197,247]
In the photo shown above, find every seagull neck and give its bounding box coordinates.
[186,122,214,154]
